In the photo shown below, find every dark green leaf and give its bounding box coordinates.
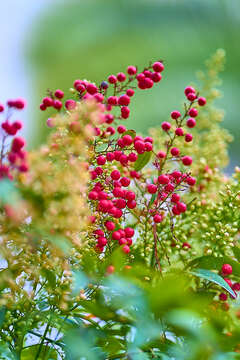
[134,152,152,171]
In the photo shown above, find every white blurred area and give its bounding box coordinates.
[0,0,49,140]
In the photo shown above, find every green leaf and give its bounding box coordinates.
[122,129,136,138]
[191,269,236,298]
[188,255,240,276]
[41,269,56,288]
[134,152,152,171]
[233,247,240,262]
[21,345,58,359]
[0,179,20,205]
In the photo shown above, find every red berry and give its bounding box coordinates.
[97,156,106,165]
[224,278,232,287]
[171,111,181,120]
[136,73,145,81]
[117,72,126,82]
[175,128,184,136]
[112,231,121,240]
[186,176,196,186]
[186,118,196,128]
[107,96,118,106]
[232,283,240,291]
[158,174,169,185]
[53,100,62,110]
[119,238,127,245]
[114,151,123,161]
[198,97,206,106]
[187,92,197,101]
[182,156,192,166]
[106,152,115,161]
[151,72,162,82]
[145,142,153,152]
[171,193,180,203]
[120,177,130,187]
[127,66,137,75]
[161,122,171,131]
[86,83,98,95]
[13,98,26,109]
[55,89,64,99]
[88,191,98,200]
[188,108,198,117]
[170,147,180,156]
[157,151,166,159]
[127,200,136,209]
[116,198,126,209]
[164,183,174,193]
[65,99,76,110]
[171,171,182,179]
[105,221,115,231]
[126,89,135,97]
[184,86,195,96]
[118,95,130,106]
[185,133,193,142]
[122,135,133,146]
[153,214,163,223]
[122,245,130,254]
[119,154,128,165]
[106,126,115,135]
[40,103,47,111]
[145,78,154,88]
[117,125,126,134]
[11,137,25,152]
[13,121,22,130]
[152,61,164,72]
[0,104,4,112]
[43,97,53,107]
[134,141,145,154]
[219,293,228,301]
[176,202,187,213]
[98,237,107,247]
[147,184,157,194]
[172,205,181,215]
[111,170,121,180]
[124,227,134,238]
[19,163,28,172]
[125,191,135,201]
[108,75,117,84]
[128,153,138,162]
[121,107,130,119]
[221,264,232,275]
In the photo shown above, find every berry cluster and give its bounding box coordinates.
[40,61,207,254]
[219,264,240,304]
[0,99,28,180]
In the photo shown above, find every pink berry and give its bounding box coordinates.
[127,66,137,75]
[171,193,180,203]
[188,108,198,117]
[65,99,76,110]
[152,61,164,72]
[86,83,98,95]
[55,89,64,99]
[117,72,126,82]
[153,214,163,223]
[182,156,192,166]
[108,75,117,84]
[170,147,180,156]
[120,177,130,187]
[119,238,127,245]
[147,184,157,194]
[106,126,115,135]
[121,107,130,119]
[157,151,166,159]
[122,245,130,254]
[13,98,26,110]
[116,198,126,209]
[198,97,206,106]
[175,128,184,136]
[172,205,181,216]
[221,264,232,275]
[122,135,133,146]
[184,86,195,96]
[43,97,53,107]
[118,95,130,106]
[161,122,171,131]
[134,140,145,154]
[187,92,197,101]
[107,96,118,106]
[128,153,138,162]
[0,104,4,112]
[53,100,62,110]
[145,142,153,152]
[126,89,135,97]
[105,221,115,231]
[176,202,187,213]
[151,72,162,82]
[97,156,106,165]
[117,125,126,134]
[98,237,107,247]
[164,183,174,193]
[145,78,154,88]
[88,191,98,200]
[171,111,181,120]
[106,152,115,161]
[11,137,25,152]
[185,133,193,142]
[111,170,121,180]
[127,200,136,209]
[112,231,121,240]
[186,118,196,128]
[124,227,134,238]
[136,73,145,81]
[114,151,123,161]
[158,174,169,185]
[186,176,196,186]
[40,103,46,111]
[219,293,228,301]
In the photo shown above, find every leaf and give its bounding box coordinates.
[41,269,56,288]
[0,179,20,205]
[233,247,240,262]
[134,152,152,172]
[188,255,240,276]
[21,345,58,359]
[191,269,237,298]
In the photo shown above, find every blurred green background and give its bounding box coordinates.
[27,0,240,170]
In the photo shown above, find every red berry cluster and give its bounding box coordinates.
[0,99,28,180]
[40,61,206,255]
[219,264,240,303]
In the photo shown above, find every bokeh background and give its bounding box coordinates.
[1,0,240,170]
